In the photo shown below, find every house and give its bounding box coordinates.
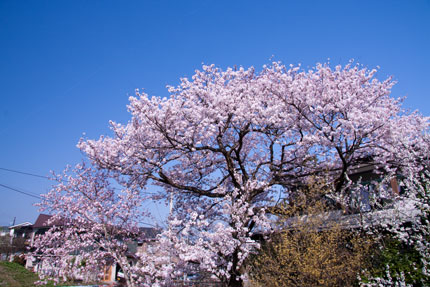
[102,227,160,283]
[0,226,9,237]
[9,221,33,239]
[28,214,59,247]
[0,221,33,262]
[16,213,160,284]
[281,163,420,232]
[0,226,11,260]
[25,214,60,270]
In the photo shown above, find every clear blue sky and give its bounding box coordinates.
[1,0,429,226]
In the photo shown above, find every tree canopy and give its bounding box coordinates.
[37,62,430,286]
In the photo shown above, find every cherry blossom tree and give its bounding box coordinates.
[72,61,429,286]
[32,163,168,287]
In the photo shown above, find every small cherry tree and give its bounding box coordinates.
[33,163,168,287]
[41,61,428,286]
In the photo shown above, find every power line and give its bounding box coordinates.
[0,167,50,180]
[0,167,160,197]
[0,183,41,199]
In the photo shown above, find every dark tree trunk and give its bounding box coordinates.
[226,249,244,287]
[227,274,243,287]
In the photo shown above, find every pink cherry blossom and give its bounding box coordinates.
[38,62,430,286]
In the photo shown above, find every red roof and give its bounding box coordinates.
[32,214,53,228]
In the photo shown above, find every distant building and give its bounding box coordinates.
[102,226,160,283]
[9,222,33,239]
[28,214,58,246]
[0,221,32,261]
[0,226,8,237]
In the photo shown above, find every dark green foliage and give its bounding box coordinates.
[362,237,430,286]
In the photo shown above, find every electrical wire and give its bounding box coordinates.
[0,183,41,199]
[0,167,50,180]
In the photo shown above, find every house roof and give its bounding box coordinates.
[9,222,32,229]
[32,214,54,228]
